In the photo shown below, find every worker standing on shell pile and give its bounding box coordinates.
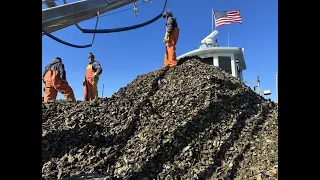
[42,57,76,102]
[82,52,103,101]
[162,10,180,69]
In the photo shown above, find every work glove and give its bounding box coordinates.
[91,73,99,82]
[163,32,170,43]
[82,80,86,86]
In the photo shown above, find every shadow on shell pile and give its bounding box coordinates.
[42,57,278,180]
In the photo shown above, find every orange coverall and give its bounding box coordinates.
[164,18,180,67]
[84,63,100,101]
[43,59,75,102]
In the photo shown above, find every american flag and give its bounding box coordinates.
[213,10,242,28]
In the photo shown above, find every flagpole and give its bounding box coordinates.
[212,8,214,32]
[228,32,229,47]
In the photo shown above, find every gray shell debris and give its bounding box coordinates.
[42,57,278,180]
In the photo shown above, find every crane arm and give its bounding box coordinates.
[42,0,133,35]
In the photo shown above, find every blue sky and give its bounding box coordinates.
[42,0,278,102]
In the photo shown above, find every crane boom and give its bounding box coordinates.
[42,0,134,35]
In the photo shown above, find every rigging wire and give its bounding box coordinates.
[62,0,150,32]
[80,0,167,33]
[42,1,149,30]
[43,0,168,48]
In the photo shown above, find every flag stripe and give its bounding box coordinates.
[214,10,242,27]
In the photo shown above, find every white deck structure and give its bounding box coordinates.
[177,30,246,81]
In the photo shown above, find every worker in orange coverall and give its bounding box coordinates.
[162,10,180,69]
[42,57,76,102]
[82,52,103,101]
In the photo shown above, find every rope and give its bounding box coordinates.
[42,11,100,48]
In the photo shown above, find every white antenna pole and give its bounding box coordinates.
[102,84,104,98]
[228,32,230,47]
[258,80,260,95]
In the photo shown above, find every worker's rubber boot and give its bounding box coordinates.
[160,66,169,70]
